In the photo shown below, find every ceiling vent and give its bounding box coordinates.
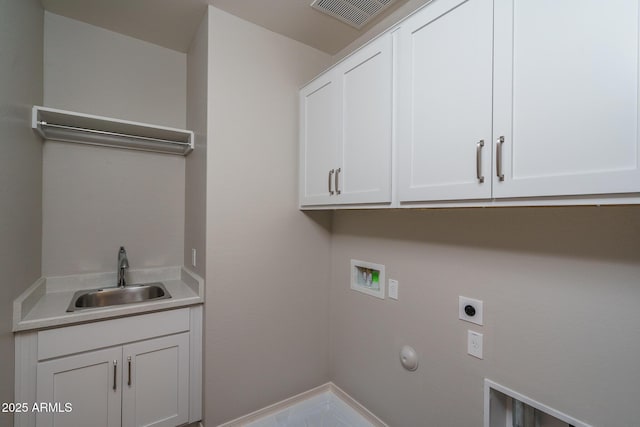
[311,0,396,29]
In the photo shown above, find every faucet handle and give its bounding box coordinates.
[117,246,129,287]
[119,247,129,266]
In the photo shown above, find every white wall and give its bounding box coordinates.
[44,12,186,128]
[42,12,187,276]
[205,7,332,425]
[330,207,640,426]
[0,0,43,423]
[41,143,186,275]
[185,12,208,278]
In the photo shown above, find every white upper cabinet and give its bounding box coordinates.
[397,0,494,202]
[299,73,341,206]
[339,34,393,204]
[493,0,640,198]
[299,33,393,207]
[300,0,640,209]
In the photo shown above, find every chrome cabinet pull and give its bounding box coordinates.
[328,169,335,195]
[496,136,505,181]
[476,140,485,183]
[113,360,117,391]
[335,168,341,195]
[127,356,132,386]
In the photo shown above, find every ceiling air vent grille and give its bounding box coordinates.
[311,0,396,29]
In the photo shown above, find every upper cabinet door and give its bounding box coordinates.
[337,32,394,205]
[299,71,342,206]
[397,0,494,202]
[493,0,640,198]
[300,33,393,207]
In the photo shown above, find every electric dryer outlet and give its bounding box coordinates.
[459,296,483,326]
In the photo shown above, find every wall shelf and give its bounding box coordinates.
[32,106,194,155]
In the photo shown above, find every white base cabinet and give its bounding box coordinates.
[15,307,202,427]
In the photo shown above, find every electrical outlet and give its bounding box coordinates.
[467,330,483,359]
[459,296,483,326]
[388,279,398,300]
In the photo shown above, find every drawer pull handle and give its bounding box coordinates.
[328,169,335,195]
[496,136,505,181]
[127,356,132,387]
[113,360,117,391]
[335,168,341,195]
[476,140,485,183]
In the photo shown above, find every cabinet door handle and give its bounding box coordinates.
[496,136,505,181]
[476,140,485,183]
[328,169,335,195]
[127,356,132,387]
[335,168,341,195]
[113,360,117,391]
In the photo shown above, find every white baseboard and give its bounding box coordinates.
[329,382,388,427]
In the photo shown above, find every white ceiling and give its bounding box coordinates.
[40,0,410,55]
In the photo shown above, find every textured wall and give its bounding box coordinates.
[42,12,187,276]
[185,12,208,278]
[205,7,332,425]
[330,207,640,426]
[0,0,43,425]
[44,12,186,128]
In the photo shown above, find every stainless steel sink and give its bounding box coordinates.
[66,282,171,312]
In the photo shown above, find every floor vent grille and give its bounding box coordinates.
[311,0,396,29]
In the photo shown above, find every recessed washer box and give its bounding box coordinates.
[350,259,385,299]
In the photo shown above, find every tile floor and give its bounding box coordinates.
[245,391,375,427]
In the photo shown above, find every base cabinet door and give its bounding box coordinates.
[493,0,640,198]
[36,347,122,427]
[121,333,190,427]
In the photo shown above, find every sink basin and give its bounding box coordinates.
[66,282,171,312]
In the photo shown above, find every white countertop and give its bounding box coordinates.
[13,266,204,332]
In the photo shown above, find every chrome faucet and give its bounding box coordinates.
[117,246,129,287]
